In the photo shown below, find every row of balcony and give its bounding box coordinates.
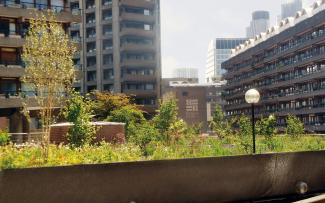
[225,25,325,75]
[224,64,325,100]
[0,1,81,23]
[225,46,325,89]
[226,86,325,111]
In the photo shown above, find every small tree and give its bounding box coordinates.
[286,114,304,137]
[237,115,252,154]
[22,13,76,153]
[257,115,277,150]
[62,91,96,148]
[210,105,232,138]
[153,97,178,143]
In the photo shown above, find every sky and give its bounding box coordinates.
[160,0,317,81]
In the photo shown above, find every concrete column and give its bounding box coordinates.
[112,0,121,93]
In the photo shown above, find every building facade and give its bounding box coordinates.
[223,1,325,133]
[164,82,225,133]
[246,11,270,39]
[281,0,303,20]
[73,0,161,113]
[161,77,199,96]
[0,0,80,137]
[205,38,246,83]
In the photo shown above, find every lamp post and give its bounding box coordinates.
[245,89,260,154]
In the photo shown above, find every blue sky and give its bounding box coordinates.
[160,0,316,81]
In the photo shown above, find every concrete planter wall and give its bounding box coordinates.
[50,122,126,144]
[1,151,325,203]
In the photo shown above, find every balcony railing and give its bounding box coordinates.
[0,0,73,13]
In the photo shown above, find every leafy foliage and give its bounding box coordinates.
[152,98,179,143]
[210,105,233,138]
[92,92,138,120]
[128,121,160,155]
[62,91,96,148]
[22,12,76,154]
[237,115,253,153]
[107,106,145,138]
[257,115,277,150]
[286,115,305,137]
[0,130,10,146]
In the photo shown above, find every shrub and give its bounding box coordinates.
[257,115,277,150]
[62,91,96,148]
[128,121,160,155]
[0,130,10,146]
[286,115,304,137]
[107,106,145,139]
[237,115,252,154]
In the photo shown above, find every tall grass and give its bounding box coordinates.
[0,135,324,170]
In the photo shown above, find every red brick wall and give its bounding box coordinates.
[50,123,125,145]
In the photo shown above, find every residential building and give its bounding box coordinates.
[74,0,161,113]
[281,0,303,20]
[246,11,270,39]
[0,0,81,137]
[164,82,225,133]
[172,68,198,79]
[205,38,246,83]
[223,1,325,133]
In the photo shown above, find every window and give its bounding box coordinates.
[103,25,112,35]
[102,0,112,6]
[87,42,96,53]
[36,0,48,9]
[145,84,154,90]
[86,28,96,38]
[103,84,114,92]
[87,57,96,67]
[103,54,113,65]
[21,0,34,8]
[87,71,96,81]
[144,24,151,31]
[51,0,64,12]
[86,13,96,24]
[103,69,114,80]
[103,39,113,50]
[102,10,112,20]
[144,9,150,16]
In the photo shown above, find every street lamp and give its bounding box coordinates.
[245,88,260,154]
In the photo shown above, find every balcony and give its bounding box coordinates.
[120,0,155,9]
[0,91,37,109]
[0,2,81,23]
[120,43,156,52]
[122,89,157,97]
[120,27,155,38]
[120,59,156,68]
[0,34,24,47]
[120,12,155,23]
[121,74,156,82]
[0,62,24,77]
